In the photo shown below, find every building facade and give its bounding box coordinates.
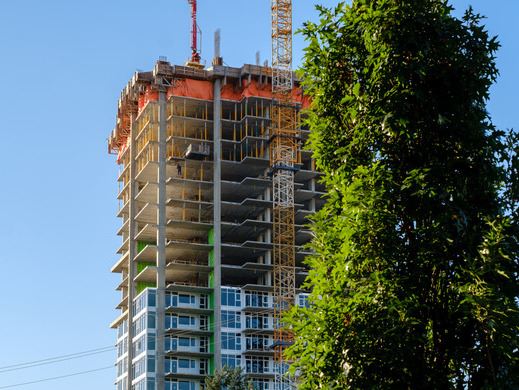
[109,59,324,390]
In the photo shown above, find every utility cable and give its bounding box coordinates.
[0,365,113,389]
[0,346,115,373]
[0,307,273,373]
[0,347,115,374]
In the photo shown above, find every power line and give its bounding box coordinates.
[0,307,274,374]
[0,347,115,374]
[0,346,114,372]
[0,308,286,387]
[0,365,113,389]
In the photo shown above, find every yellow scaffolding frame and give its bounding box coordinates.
[271,0,297,389]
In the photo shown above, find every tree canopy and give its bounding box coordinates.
[286,0,518,388]
[205,366,252,390]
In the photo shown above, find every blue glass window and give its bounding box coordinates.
[222,288,241,307]
[178,337,193,347]
[222,332,241,350]
[147,356,155,373]
[147,334,156,351]
[147,313,156,329]
[165,315,177,329]
[178,294,195,305]
[178,316,195,326]
[165,358,177,374]
[148,289,156,307]
[178,382,195,390]
[222,311,241,328]
[165,337,177,351]
[222,354,241,368]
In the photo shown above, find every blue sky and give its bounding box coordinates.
[0,1,516,389]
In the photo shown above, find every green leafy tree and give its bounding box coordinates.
[205,366,253,390]
[286,1,518,389]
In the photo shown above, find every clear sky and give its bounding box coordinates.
[0,1,516,389]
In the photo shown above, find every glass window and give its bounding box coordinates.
[133,335,145,356]
[178,382,195,390]
[221,288,241,307]
[133,292,146,315]
[117,357,127,377]
[148,313,156,329]
[298,294,309,308]
[245,356,270,374]
[246,335,270,351]
[147,356,155,373]
[178,316,194,326]
[165,358,177,374]
[245,291,269,308]
[147,334,156,351]
[165,336,177,351]
[222,354,241,368]
[148,289,156,307]
[132,378,146,390]
[221,310,241,329]
[252,379,270,390]
[133,314,148,335]
[117,338,128,358]
[132,357,146,379]
[178,337,191,347]
[222,332,241,351]
[245,313,269,329]
[165,315,178,329]
[200,337,209,353]
[178,359,191,369]
[166,293,178,307]
[118,320,128,338]
[179,294,195,305]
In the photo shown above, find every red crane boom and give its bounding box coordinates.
[187,0,201,64]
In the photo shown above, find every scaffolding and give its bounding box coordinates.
[271,1,297,389]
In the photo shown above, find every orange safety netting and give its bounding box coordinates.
[165,78,311,108]
[230,80,311,109]
[116,78,310,164]
[221,83,243,101]
[167,79,213,100]
[116,140,129,164]
[138,85,159,114]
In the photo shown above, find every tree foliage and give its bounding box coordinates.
[286,0,519,388]
[205,366,252,390]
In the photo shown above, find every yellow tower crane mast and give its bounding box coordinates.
[270,0,297,388]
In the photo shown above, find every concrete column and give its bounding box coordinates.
[213,78,222,372]
[155,90,167,390]
[126,116,138,389]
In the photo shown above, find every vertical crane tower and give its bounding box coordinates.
[271,0,297,389]
[187,0,203,67]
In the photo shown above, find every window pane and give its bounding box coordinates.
[148,313,156,329]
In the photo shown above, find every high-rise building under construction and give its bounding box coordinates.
[108,18,324,390]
